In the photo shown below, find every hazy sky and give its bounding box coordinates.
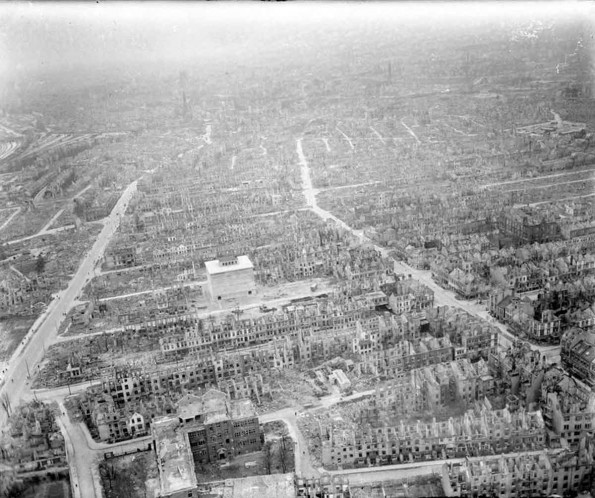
[0,2,590,80]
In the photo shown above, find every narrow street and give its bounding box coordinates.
[0,206,21,232]
[369,126,386,144]
[41,208,66,232]
[525,191,595,207]
[482,166,595,188]
[400,119,421,144]
[335,126,355,150]
[318,181,381,192]
[97,280,204,302]
[6,223,76,246]
[5,183,95,245]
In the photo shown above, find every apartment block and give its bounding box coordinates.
[0,401,67,476]
[99,356,274,407]
[561,328,595,387]
[384,277,435,313]
[442,445,593,498]
[321,401,545,469]
[488,342,545,406]
[103,245,142,269]
[540,366,595,448]
[149,390,262,498]
[497,207,563,245]
[178,390,262,464]
[362,359,494,425]
[296,475,351,497]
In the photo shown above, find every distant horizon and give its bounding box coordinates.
[0,1,589,79]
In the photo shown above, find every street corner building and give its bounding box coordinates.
[149,389,263,497]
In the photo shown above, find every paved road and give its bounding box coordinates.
[54,281,334,344]
[483,166,595,188]
[318,181,382,192]
[335,126,355,150]
[56,401,100,498]
[260,408,319,478]
[54,400,151,498]
[0,206,21,232]
[262,376,565,481]
[401,119,421,144]
[326,447,562,486]
[331,462,440,485]
[1,132,565,496]
[5,184,93,245]
[6,223,76,245]
[258,388,387,480]
[296,137,560,361]
[0,180,138,494]
[33,379,103,401]
[369,126,386,144]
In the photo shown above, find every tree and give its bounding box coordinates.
[99,463,117,492]
[111,469,136,498]
[6,482,25,498]
[35,254,45,274]
[73,199,86,220]
[279,434,292,473]
[1,393,12,417]
[263,441,273,474]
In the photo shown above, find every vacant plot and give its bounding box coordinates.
[195,438,295,484]
[18,477,70,498]
[100,452,156,498]
[0,315,37,361]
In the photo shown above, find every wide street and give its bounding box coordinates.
[296,137,561,361]
[0,136,562,496]
[0,180,138,494]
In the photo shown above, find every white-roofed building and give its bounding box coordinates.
[205,255,256,302]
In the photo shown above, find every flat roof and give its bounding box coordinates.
[205,255,254,275]
[153,416,197,496]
